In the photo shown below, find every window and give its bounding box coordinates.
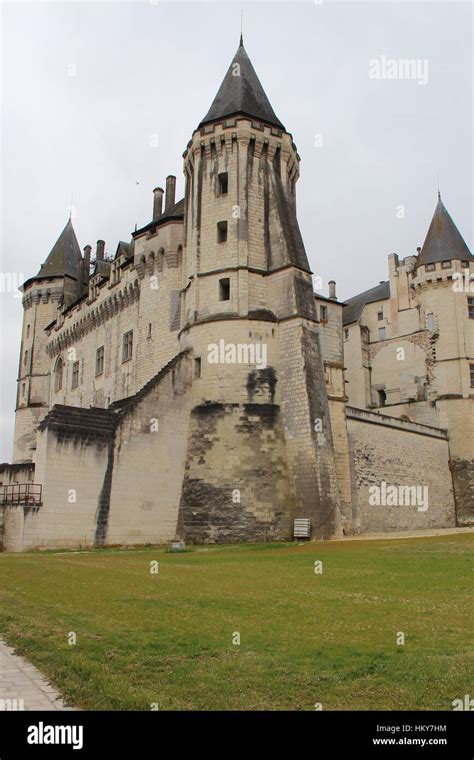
[122,330,133,362]
[468,298,474,319]
[194,357,202,378]
[441,260,451,269]
[147,323,152,338]
[219,278,230,301]
[217,172,228,195]
[426,263,436,272]
[344,329,349,340]
[217,221,228,243]
[470,364,474,388]
[95,346,105,376]
[71,361,80,389]
[26,325,30,338]
[377,389,386,408]
[54,357,63,392]
[21,383,25,398]
[320,305,328,322]
[377,311,383,321]
[23,350,28,368]
[379,327,386,340]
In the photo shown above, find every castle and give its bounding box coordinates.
[1,39,472,551]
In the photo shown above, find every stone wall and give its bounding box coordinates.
[347,407,456,533]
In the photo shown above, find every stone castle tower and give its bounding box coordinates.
[13,220,87,462]
[175,37,343,540]
[344,194,473,524]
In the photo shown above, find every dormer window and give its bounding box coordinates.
[441,260,451,269]
[110,262,121,285]
[426,264,436,272]
[217,173,228,195]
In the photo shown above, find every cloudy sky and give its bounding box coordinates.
[0,0,472,461]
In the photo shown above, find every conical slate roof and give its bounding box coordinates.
[417,196,473,267]
[36,219,83,280]
[199,37,285,130]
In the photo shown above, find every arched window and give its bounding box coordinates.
[54,356,64,392]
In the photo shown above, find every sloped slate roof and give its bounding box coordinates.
[199,38,285,131]
[114,241,135,261]
[133,198,185,238]
[343,281,390,326]
[417,197,473,267]
[36,219,83,280]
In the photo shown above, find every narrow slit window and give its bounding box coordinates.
[217,173,228,195]
[217,221,228,243]
[122,330,133,362]
[219,278,230,301]
[71,360,80,389]
[95,346,105,376]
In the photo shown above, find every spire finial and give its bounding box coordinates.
[437,172,441,201]
[240,10,243,46]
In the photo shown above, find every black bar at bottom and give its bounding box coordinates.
[0,710,472,757]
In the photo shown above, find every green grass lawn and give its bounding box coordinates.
[0,534,472,711]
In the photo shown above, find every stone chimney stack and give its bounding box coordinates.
[165,175,176,212]
[153,187,164,221]
[96,240,105,261]
[328,280,337,300]
[83,245,92,283]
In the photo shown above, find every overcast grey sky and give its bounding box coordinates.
[1,0,472,461]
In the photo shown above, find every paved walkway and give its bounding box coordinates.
[0,639,70,710]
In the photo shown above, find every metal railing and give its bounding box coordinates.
[0,484,42,506]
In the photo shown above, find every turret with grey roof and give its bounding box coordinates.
[417,195,473,268]
[199,36,285,131]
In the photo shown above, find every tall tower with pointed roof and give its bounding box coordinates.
[176,38,343,540]
[344,193,473,526]
[412,195,474,524]
[12,219,86,462]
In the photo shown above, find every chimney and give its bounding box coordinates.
[153,187,164,221]
[328,280,337,300]
[165,175,176,212]
[96,240,105,261]
[83,245,92,283]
